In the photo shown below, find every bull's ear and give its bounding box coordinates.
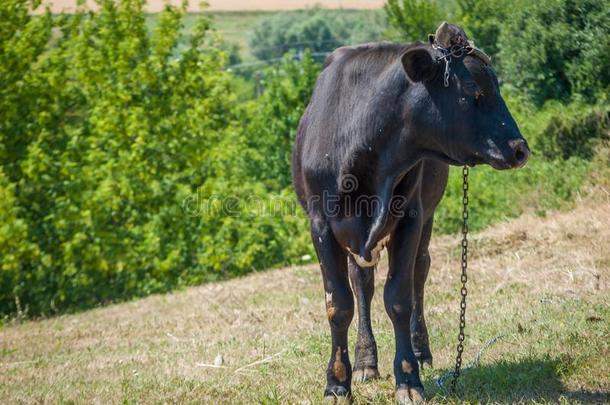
[401,48,438,83]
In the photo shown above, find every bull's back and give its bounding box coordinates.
[292,42,413,201]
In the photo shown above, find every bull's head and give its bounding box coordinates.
[402,22,529,170]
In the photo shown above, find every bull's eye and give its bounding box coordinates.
[463,80,480,96]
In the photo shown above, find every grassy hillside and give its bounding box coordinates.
[1,195,608,403]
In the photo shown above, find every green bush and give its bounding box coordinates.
[249,10,338,61]
[0,1,319,316]
[498,0,609,105]
[456,0,512,60]
[434,157,591,234]
[0,168,39,314]
[384,0,443,42]
[503,91,610,160]
[0,0,234,314]
[243,52,320,190]
[537,101,610,160]
[342,10,387,45]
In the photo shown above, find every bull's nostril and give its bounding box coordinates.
[515,149,526,162]
[508,139,529,166]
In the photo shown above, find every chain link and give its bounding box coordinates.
[443,56,451,88]
[432,43,471,88]
[451,165,469,392]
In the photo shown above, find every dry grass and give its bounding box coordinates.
[1,197,609,404]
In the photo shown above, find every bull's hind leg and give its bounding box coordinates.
[411,218,434,367]
[385,208,425,404]
[348,257,380,382]
[310,215,354,400]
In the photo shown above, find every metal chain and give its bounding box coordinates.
[443,56,451,87]
[451,165,469,392]
[432,43,471,88]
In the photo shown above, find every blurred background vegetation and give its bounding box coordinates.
[1,0,608,317]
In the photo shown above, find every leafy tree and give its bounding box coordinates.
[384,0,442,42]
[498,0,610,105]
[0,0,238,315]
[244,51,320,190]
[0,0,54,181]
[536,100,610,160]
[456,0,510,60]
[0,0,318,316]
[249,10,340,61]
[249,9,386,62]
[0,168,38,314]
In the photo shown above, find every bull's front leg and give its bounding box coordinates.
[310,214,354,401]
[384,203,426,405]
[411,217,434,367]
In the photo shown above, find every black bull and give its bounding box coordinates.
[291,23,529,404]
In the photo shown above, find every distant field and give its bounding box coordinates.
[43,0,384,13]
[143,11,281,62]
[145,10,380,63]
[207,11,275,56]
[206,0,385,11]
[143,12,272,58]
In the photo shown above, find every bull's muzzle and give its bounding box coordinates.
[507,138,530,168]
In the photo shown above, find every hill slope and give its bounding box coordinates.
[1,198,608,403]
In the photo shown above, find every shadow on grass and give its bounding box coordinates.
[426,357,609,404]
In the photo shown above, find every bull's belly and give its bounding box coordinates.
[330,160,448,268]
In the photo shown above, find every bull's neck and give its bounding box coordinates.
[363,143,422,252]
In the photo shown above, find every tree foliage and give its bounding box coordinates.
[244,52,320,190]
[249,10,337,61]
[456,0,508,60]
[500,0,609,104]
[1,0,232,314]
[248,9,386,61]
[384,0,442,42]
[0,0,315,316]
[536,101,610,160]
